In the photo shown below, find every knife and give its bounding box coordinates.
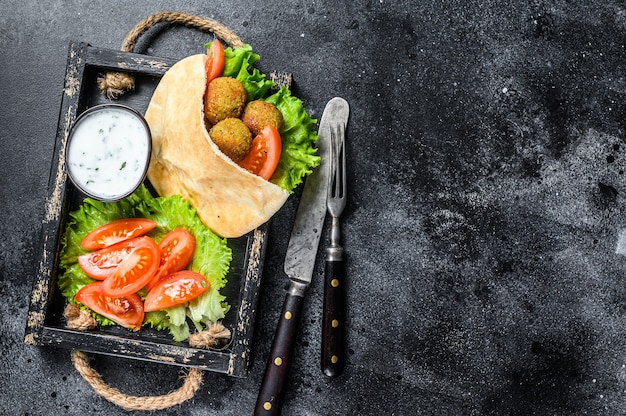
[254,98,338,416]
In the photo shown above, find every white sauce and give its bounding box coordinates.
[67,106,150,200]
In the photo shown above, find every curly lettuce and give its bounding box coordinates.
[208,42,321,192]
[58,185,232,341]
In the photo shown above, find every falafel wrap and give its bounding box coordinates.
[145,45,319,238]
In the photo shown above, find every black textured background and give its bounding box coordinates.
[3,1,626,415]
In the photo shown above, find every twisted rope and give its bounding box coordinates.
[98,11,244,99]
[64,302,230,410]
[64,303,96,331]
[121,11,244,52]
[70,350,203,411]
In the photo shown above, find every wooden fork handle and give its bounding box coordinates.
[321,247,345,377]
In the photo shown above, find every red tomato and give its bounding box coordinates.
[205,39,225,88]
[238,124,282,180]
[75,282,144,331]
[144,271,210,312]
[81,218,157,250]
[77,237,147,280]
[101,236,160,297]
[145,228,196,290]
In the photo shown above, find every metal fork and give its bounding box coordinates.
[321,121,347,377]
[328,123,346,240]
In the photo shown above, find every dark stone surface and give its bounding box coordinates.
[3,1,626,415]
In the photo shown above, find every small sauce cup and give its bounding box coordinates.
[65,104,152,202]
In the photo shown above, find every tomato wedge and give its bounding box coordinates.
[101,236,160,297]
[144,271,210,312]
[205,39,225,88]
[237,124,282,180]
[81,218,157,250]
[75,282,144,331]
[145,228,196,290]
[78,237,148,280]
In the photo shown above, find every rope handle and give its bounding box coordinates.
[65,303,231,410]
[71,350,203,411]
[98,11,244,99]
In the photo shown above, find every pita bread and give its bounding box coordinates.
[145,54,289,238]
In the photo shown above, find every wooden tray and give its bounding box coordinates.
[24,41,272,376]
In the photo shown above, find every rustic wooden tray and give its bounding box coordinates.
[24,41,273,376]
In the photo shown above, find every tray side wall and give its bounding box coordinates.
[25,41,88,346]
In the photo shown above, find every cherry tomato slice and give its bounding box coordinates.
[81,218,157,250]
[75,281,144,331]
[237,124,282,180]
[77,237,147,280]
[144,271,210,312]
[145,228,196,290]
[205,39,225,88]
[101,236,160,298]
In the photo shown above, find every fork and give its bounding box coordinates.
[321,121,347,377]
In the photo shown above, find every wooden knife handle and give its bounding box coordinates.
[255,288,305,416]
[321,256,346,377]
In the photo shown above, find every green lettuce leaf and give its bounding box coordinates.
[58,186,152,299]
[265,87,321,191]
[207,42,321,193]
[135,192,232,340]
[166,306,191,341]
[58,185,232,341]
[226,44,274,100]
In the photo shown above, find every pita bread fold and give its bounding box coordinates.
[145,54,289,238]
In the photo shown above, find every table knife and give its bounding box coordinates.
[254,98,336,415]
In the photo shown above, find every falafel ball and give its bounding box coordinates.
[242,100,284,137]
[209,117,253,162]
[204,77,248,125]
